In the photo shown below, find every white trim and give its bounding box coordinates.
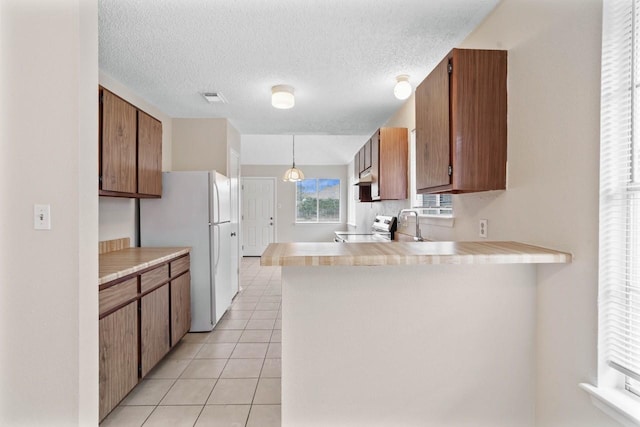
[580,383,640,427]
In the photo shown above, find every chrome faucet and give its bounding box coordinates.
[398,209,423,241]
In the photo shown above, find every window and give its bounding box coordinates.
[409,129,453,216]
[415,194,453,216]
[296,178,340,223]
[595,0,640,405]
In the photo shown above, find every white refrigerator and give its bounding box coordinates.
[140,171,234,332]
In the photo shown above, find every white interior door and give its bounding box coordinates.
[229,150,240,295]
[242,177,275,256]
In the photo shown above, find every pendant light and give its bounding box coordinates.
[282,135,305,182]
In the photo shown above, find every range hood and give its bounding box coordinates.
[354,171,373,185]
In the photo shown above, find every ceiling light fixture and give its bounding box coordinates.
[393,75,412,100]
[283,135,304,182]
[272,85,295,109]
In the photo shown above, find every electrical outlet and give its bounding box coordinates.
[34,204,51,230]
[479,219,488,238]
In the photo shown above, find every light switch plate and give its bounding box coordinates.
[34,204,51,230]
[479,219,488,238]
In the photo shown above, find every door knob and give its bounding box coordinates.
[231,232,236,237]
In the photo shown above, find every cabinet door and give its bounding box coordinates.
[101,89,137,194]
[141,284,170,377]
[378,128,408,200]
[99,302,138,421]
[358,147,366,174]
[171,272,191,346]
[137,111,162,196]
[415,55,451,192]
[363,139,372,170]
[354,153,360,179]
[450,49,507,191]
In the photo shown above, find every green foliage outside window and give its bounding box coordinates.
[296,179,340,222]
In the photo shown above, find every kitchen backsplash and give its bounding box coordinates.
[352,199,409,232]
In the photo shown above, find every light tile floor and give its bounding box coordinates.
[101,257,282,427]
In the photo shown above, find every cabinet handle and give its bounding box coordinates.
[231,232,236,237]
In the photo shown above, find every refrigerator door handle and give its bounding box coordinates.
[209,224,215,326]
[215,224,221,271]
[213,180,221,224]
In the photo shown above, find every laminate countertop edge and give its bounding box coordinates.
[260,241,571,267]
[99,247,191,285]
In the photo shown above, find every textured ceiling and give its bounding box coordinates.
[241,134,369,165]
[99,0,499,137]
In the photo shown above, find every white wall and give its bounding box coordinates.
[366,2,614,424]
[283,263,537,426]
[99,197,137,243]
[172,118,228,174]
[226,121,241,174]
[419,0,613,425]
[98,71,174,245]
[242,165,349,242]
[0,0,99,424]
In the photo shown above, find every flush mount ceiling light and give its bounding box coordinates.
[272,85,295,109]
[202,92,227,103]
[393,75,412,100]
[283,135,304,182]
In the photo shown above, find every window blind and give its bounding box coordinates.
[415,194,453,216]
[600,0,640,393]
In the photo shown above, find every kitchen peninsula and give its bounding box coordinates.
[262,241,571,427]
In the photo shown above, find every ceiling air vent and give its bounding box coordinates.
[202,92,227,104]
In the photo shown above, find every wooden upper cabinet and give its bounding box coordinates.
[370,128,408,201]
[416,55,451,192]
[416,48,507,194]
[363,139,372,170]
[358,146,366,174]
[100,89,137,194]
[99,87,163,198]
[137,111,163,196]
[354,127,407,202]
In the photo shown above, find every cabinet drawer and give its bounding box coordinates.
[141,264,169,293]
[171,255,190,277]
[99,278,137,317]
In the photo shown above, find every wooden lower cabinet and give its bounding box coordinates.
[99,253,192,421]
[99,302,138,421]
[171,272,191,346]
[141,284,171,377]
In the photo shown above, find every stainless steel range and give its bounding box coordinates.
[334,215,397,243]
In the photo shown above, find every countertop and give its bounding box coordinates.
[99,247,191,285]
[260,241,571,267]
